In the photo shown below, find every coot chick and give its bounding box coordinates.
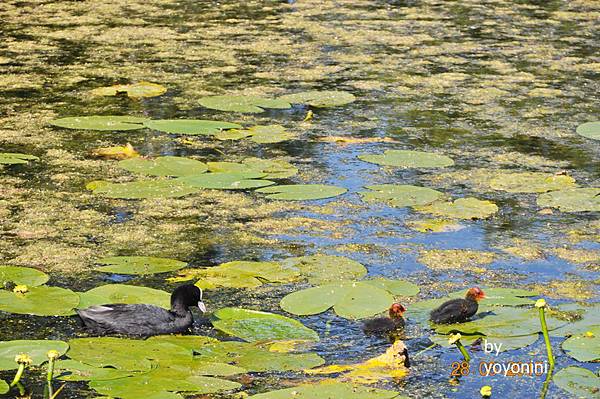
[363,303,406,336]
[77,284,206,337]
[430,287,484,324]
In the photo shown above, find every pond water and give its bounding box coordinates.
[0,0,599,398]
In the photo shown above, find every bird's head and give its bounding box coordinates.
[389,303,407,319]
[466,287,485,301]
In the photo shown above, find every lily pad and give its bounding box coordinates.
[537,188,600,212]
[554,367,600,398]
[194,261,299,289]
[178,172,275,190]
[562,326,600,362]
[364,278,420,296]
[0,153,38,165]
[145,335,218,352]
[281,281,402,320]
[211,307,319,342]
[406,218,464,233]
[256,184,347,201]
[77,284,170,309]
[0,380,7,394]
[0,286,79,316]
[56,359,140,381]
[90,82,167,99]
[248,381,403,399]
[49,116,147,131]
[0,340,69,370]
[89,179,201,199]
[0,265,49,286]
[489,172,576,193]
[360,184,444,207]
[359,150,454,168]
[96,256,187,275]
[415,197,498,219]
[280,254,367,285]
[198,95,291,113]
[246,125,296,143]
[552,303,600,337]
[279,91,356,108]
[119,156,208,177]
[576,121,600,140]
[208,158,298,179]
[143,119,242,135]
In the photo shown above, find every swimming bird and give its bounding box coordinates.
[430,287,484,324]
[363,303,406,336]
[77,284,206,336]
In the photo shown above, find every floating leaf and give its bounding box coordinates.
[415,197,498,219]
[553,367,600,398]
[193,261,299,289]
[364,278,420,296]
[96,256,187,275]
[576,121,600,140]
[359,150,454,168]
[0,286,79,316]
[489,172,576,193]
[143,119,242,135]
[213,129,253,140]
[248,381,403,399]
[562,326,600,362]
[178,172,275,190]
[119,156,208,177]
[247,125,296,143]
[207,158,298,179]
[198,95,291,113]
[92,143,139,160]
[280,254,367,285]
[0,380,7,394]
[279,91,356,108]
[552,303,600,337]
[406,219,464,233]
[77,284,170,309]
[49,116,147,131]
[90,82,167,99]
[196,341,323,372]
[89,179,201,199]
[145,335,218,352]
[56,359,140,381]
[256,184,347,201]
[211,307,319,342]
[537,188,600,212]
[360,184,443,208]
[0,265,49,286]
[0,153,38,165]
[0,340,69,370]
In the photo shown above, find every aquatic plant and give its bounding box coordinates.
[535,299,555,368]
[448,333,470,362]
[10,353,32,387]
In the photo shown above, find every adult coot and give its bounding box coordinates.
[363,303,406,336]
[77,284,206,336]
[430,287,484,324]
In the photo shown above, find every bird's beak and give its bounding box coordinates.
[197,301,207,313]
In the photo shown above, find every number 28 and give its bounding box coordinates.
[451,361,470,376]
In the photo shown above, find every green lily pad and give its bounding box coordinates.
[143,119,242,135]
[489,172,576,193]
[77,284,170,309]
[178,172,275,190]
[280,281,395,320]
[280,254,367,285]
[0,265,49,286]
[0,380,7,394]
[211,307,319,342]
[0,340,69,370]
[576,121,600,140]
[213,129,253,140]
[562,326,600,362]
[119,156,208,177]
[194,261,300,289]
[198,95,291,113]
[248,381,403,399]
[49,116,147,131]
[415,197,498,219]
[196,341,324,372]
[537,188,600,212]
[0,153,39,165]
[552,303,600,337]
[208,158,298,179]
[279,91,356,108]
[359,149,454,168]
[89,179,201,199]
[246,125,296,143]
[90,82,167,99]
[364,278,420,296]
[56,359,140,381]
[0,286,79,316]
[256,184,347,201]
[145,335,218,352]
[96,256,187,275]
[359,184,444,207]
[554,367,600,398]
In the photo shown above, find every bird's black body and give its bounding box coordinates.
[77,284,203,337]
[430,297,478,324]
[363,316,405,336]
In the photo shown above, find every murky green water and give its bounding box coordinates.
[0,0,599,397]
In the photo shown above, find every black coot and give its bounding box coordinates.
[363,303,406,336]
[429,287,484,324]
[77,284,206,336]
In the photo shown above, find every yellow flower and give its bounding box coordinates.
[448,333,462,345]
[535,298,547,308]
[47,350,60,360]
[14,354,32,365]
[13,285,28,294]
[480,385,492,397]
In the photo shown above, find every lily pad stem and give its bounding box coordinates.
[456,340,471,362]
[536,299,554,368]
[10,364,25,387]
